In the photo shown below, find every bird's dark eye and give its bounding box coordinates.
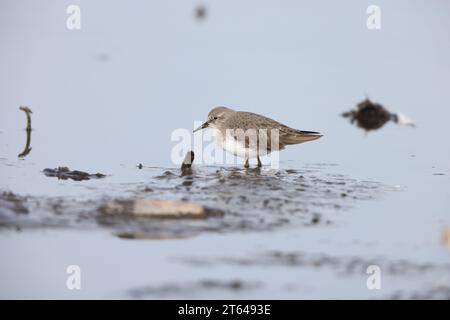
[213,116,218,120]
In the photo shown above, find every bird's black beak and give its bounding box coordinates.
[193,120,210,133]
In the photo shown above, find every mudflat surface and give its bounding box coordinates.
[0,165,383,235]
[0,161,449,299]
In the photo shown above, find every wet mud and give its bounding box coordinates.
[0,165,384,238]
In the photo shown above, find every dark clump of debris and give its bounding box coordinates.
[342,98,415,131]
[43,167,106,181]
[194,4,207,21]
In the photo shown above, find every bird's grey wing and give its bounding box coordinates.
[226,112,321,147]
[224,112,288,150]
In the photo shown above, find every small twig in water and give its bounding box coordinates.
[19,106,32,131]
[18,106,33,158]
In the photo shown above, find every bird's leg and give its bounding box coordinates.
[257,155,262,167]
[244,158,250,168]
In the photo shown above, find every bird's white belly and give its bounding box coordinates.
[214,129,262,159]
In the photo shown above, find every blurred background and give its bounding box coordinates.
[0,0,449,170]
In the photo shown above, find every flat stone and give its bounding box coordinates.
[99,199,220,219]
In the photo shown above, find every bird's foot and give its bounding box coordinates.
[257,156,262,167]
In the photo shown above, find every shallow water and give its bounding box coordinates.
[1,0,450,299]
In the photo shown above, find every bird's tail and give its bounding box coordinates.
[282,129,323,145]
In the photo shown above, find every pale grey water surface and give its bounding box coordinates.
[0,0,450,299]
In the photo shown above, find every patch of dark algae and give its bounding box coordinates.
[128,279,260,299]
[43,167,106,181]
[177,250,450,299]
[388,285,450,300]
[0,164,386,238]
[0,192,29,215]
[179,250,450,277]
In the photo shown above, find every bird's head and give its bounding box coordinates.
[193,106,233,132]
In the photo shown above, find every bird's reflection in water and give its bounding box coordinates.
[18,106,32,158]
[177,165,267,191]
[18,129,32,158]
[342,98,415,132]
[243,167,262,175]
